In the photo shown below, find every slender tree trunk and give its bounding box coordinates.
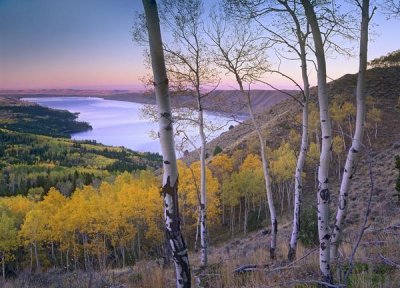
[331,0,370,260]
[289,41,310,261]
[67,248,70,272]
[33,242,40,272]
[244,197,248,235]
[338,123,346,150]
[237,87,277,259]
[302,0,333,282]
[142,1,191,286]
[60,249,63,270]
[198,100,208,267]
[238,199,242,232]
[51,242,56,268]
[194,209,200,252]
[231,207,235,237]
[348,115,354,139]
[30,246,33,273]
[121,246,126,268]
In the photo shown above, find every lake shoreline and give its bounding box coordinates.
[0,88,296,117]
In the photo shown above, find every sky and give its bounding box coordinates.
[0,0,399,91]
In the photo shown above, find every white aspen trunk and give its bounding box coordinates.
[330,0,370,260]
[122,246,126,268]
[194,210,200,252]
[338,123,346,150]
[287,7,310,261]
[142,1,191,286]
[348,115,354,139]
[247,96,277,259]
[289,43,310,261]
[33,242,40,271]
[198,99,208,267]
[302,0,333,282]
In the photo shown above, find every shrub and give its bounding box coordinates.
[213,145,223,156]
[298,206,319,247]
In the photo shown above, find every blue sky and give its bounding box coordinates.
[0,0,399,90]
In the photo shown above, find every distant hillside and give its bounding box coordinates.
[184,66,400,163]
[0,96,91,138]
[0,128,162,196]
[0,89,296,115]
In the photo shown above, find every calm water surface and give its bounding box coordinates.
[22,97,230,154]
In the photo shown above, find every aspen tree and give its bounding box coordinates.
[301,0,333,282]
[142,1,191,286]
[331,0,372,260]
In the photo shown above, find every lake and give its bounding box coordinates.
[22,97,232,154]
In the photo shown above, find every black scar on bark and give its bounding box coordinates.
[273,219,278,234]
[154,78,169,87]
[164,160,171,165]
[161,112,171,118]
[163,176,180,232]
[321,242,326,250]
[339,197,347,210]
[200,204,205,209]
[166,230,190,287]
[351,148,359,153]
[324,136,330,139]
[322,234,330,240]
[324,178,329,184]
[320,189,330,201]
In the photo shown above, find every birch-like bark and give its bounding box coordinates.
[330,0,370,260]
[246,91,278,259]
[301,0,333,282]
[198,98,208,267]
[288,84,309,261]
[142,1,191,287]
[285,3,310,261]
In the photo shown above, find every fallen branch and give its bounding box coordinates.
[233,248,318,274]
[379,254,400,269]
[233,264,261,274]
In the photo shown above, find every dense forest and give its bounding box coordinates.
[0,102,91,138]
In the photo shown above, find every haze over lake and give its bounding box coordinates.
[22,97,231,154]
